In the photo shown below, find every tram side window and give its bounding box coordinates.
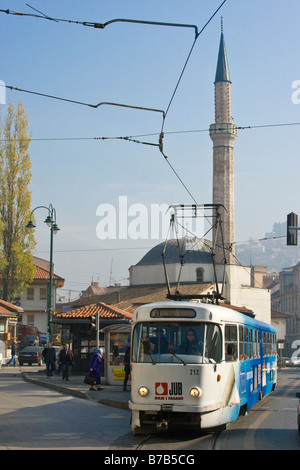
[239,326,244,360]
[225,325,237,361]
[254,329,260,358]
[244,327,249,360]
[249,328,253,359]
[253,329,257,357]
[272,333,276,355]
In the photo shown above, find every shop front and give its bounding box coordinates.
[0,300,22,362]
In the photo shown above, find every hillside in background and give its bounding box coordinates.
[236,222,300,272]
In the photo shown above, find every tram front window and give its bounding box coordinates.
[132,322,222,364]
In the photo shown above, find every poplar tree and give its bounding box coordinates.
[0,102,36,302]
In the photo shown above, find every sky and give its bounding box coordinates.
[1,0,300,301]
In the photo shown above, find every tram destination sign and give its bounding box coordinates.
[150,308,196,318]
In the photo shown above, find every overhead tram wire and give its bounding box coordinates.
[3,83,198,203]
[161,0,227,128]
[0,7,199,35]
[157,0,228,206]
[1,120,300,143]
[0,3,228,208]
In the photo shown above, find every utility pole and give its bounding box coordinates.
[96,311,99,351]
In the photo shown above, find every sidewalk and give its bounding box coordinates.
[21,368,130,409]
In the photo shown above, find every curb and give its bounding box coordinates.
[22,372,88,400]
[22,372,129,409]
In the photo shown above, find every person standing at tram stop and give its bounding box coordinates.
[59,343,74,381]
[123,345,131,392]
[7,341,17,367]
[42,342,56,377]
[179,328,203,355]
[89,348,104,391]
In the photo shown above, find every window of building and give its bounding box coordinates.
[40,288,47,300]
[27,288,34,300]
[196,268,204,283]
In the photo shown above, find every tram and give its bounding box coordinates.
[129,301,277,435]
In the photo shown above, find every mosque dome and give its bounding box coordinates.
[136,237,213,266]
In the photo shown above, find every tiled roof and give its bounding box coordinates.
[56,302,132,320]
[0,299,23,316]
[56,283,215,313]
[34,266,63,281]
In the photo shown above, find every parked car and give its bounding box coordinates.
[19,335,39,350]
[39,335,48,346]
[277,356,289,368]
[18,346,43,366]
[289,356,300,367]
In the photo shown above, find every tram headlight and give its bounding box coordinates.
[138,386,149,397]
[189,387,201,398]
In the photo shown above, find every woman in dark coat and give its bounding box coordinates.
[89,349,103,391]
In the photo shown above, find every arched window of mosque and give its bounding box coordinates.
[196,268,204,283]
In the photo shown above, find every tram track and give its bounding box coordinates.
[135,434,152,450]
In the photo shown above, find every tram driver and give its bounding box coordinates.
[179,328,203,355]
[149,328,169,354]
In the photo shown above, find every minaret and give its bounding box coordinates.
[209,21,237,264]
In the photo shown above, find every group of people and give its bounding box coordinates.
[42,343,74,380]
[42,342,130,392]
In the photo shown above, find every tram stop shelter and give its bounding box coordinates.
[53,302,132,378]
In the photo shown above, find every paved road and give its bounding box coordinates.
[0,367,134,450]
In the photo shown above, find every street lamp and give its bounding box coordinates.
[26,204,60,341]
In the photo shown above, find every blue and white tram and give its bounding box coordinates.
[129,301,277,434]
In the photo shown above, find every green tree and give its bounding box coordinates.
[0,102,36,301]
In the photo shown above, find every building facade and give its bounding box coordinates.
[275,263,300,356]
[17,257,64,334]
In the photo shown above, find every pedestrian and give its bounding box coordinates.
[59,343,74,381]
[7,341,17,367]
[88,349,104,391]
[123,345,131,391]
[56,345,63,374]
[42,342,56,377]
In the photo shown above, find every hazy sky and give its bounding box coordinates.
[1,0,300,301]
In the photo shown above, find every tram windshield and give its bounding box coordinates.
[132,322,222,364]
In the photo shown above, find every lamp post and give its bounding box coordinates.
[26,204,60,342]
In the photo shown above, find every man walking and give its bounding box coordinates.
[59,343,74,381]
[42,342,56,377]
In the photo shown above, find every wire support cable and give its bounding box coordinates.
[0,7,199,37]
